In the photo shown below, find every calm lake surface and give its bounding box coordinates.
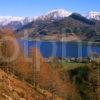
[19,40,100,58]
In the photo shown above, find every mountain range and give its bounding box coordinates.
[0,9,100,41]
[0,9,100,29]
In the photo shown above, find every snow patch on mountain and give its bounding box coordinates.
[87,11,100,20]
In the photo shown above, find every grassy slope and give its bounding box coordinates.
[61,61,88,70]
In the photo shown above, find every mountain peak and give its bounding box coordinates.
[37,9,72,21]
[47,9,71,15]
[46,9,72,19]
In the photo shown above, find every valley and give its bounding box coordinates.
[0,28,99,100]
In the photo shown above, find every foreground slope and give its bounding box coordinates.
[0,69,45,100]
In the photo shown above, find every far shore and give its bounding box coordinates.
[19,37,100,46]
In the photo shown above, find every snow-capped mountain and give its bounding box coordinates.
[0,9,100,29]
[87,11,100,20]
[38,9,72,20]
[0,16,35,26]
[0,9,72,29]
[0,9,71,29]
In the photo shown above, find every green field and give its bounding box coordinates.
[61,61,88,70]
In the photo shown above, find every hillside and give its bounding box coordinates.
[0,69,46,100]
[0,29,80,99]
[16,13,100,42]
[0,28,99,100]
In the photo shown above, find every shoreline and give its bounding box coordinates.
[19,38,100,46]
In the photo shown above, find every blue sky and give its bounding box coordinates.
[0,0,99,16]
